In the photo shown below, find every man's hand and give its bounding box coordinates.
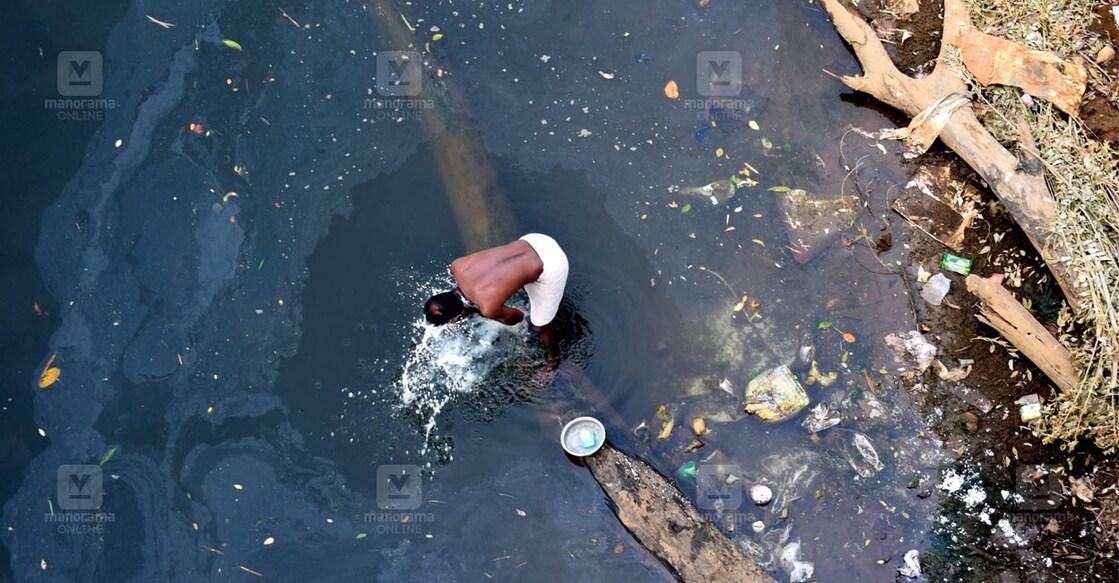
[533,323,561,364]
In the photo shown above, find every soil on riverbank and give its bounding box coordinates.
[857,0,1119,579]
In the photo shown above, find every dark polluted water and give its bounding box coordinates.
[2,0,950,581]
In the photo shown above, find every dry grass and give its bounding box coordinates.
[965,0,1119,451]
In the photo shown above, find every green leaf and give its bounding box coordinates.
[222,39,243,52]
[748,120,760,131]
[729,175,745,187]
[817,321,833,330]
[761,137,773,149]
[768,186,791,193]
[681,204,692,213]
[783,143,792,152]
[356,533,368,539]
[99,447,118,465]
[733,301,745,312]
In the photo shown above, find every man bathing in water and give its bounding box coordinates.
[424,234,568,363]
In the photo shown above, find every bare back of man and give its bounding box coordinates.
[451,240,543,326]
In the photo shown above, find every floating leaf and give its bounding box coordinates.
[733,301,745,312]
[355,532,368,539]
[768,186,791,192]
[99,447,117,465]
[692,417,707,436]
[681,203,692,213]
[432,33,444,41]
[657,416,676,440]
[238,566,263,577]
[843,332,857,343]
[761,137,773,149]
[748,120,760,131]
[263,537,275,545]
[663,80,679,100]
[146,15,176,29]
[751,239,765,247]
[38,368,60,389]
[715,147,724,157]
[818,321,834,330]
[222,39,244,52]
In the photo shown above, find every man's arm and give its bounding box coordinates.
[490,305,525,326]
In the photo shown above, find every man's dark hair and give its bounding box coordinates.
[424,291,464,325]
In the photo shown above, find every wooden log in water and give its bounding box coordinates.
[584,444,774,583]
[549,368,775,583]
[365,0,515,252]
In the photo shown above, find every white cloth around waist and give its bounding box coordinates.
[519,233,568,326]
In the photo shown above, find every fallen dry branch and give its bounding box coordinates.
[965,275,1077,393]
[819,0,1083,310]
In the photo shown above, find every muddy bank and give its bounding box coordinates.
[856,0,1119,579]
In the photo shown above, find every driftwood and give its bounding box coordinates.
[819,0,1083,310]
[966,275,1078,392]
[364,3,772,579]
[585,444,773,583]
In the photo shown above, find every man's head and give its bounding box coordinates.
[424,291,464,325]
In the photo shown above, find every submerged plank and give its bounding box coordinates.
[584,444,774,583]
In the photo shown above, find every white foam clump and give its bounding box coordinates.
[938,468,965,493]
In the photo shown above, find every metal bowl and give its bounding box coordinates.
[560,416,606,457]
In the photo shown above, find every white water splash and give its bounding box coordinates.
[393,274,531,454]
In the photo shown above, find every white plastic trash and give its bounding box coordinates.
[560,416,606,457]
[921,273,951,306]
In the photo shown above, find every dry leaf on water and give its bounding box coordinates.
[657,416,675,440]
[663,80,679,100]
[38,352,60,388]
[145,15,176,29]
